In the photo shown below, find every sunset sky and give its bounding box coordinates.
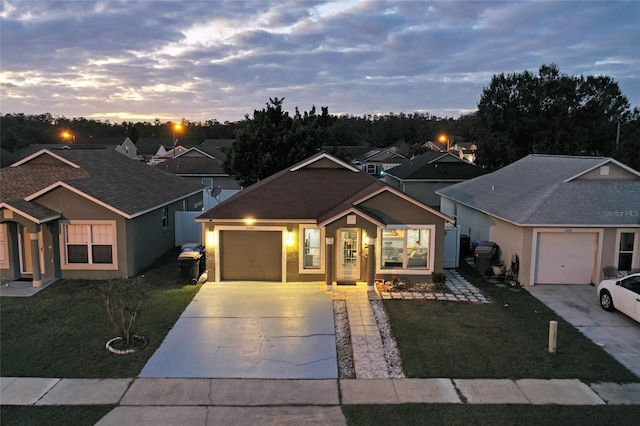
[1,0,638,123]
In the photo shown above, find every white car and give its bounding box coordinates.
[597,273,640,323]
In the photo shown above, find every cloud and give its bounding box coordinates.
[1,0,638,123]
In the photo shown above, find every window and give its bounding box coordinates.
[162,207,169,230]
[365,164,377,175]
[202,178,213,188]
[299,226,324,273]
[0,224,8,268]
[380,227,431,270]
[63,222,115,266]
[618,232,636,271]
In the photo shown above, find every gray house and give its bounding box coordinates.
[0,147,204,288]
[384,152,485,209]
[437,155,640,286]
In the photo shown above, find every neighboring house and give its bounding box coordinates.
[437,154,640,286]
[423,140,477,164]
[196,152,453,286]
[451,142,477,164]
[352,148,407,178]
[383,152,485,210]
[114,137,141,160]
[0,147,204,287]
[423,140,447,152]
[153,146,242,210]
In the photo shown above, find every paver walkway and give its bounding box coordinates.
[326,285,390,379]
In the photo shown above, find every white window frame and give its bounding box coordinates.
[60,220,118,270]
[299,225,325,274]
[0,223,8,269]
[376,225,436,274]
[615,229,639,273]
[202,178,213,188]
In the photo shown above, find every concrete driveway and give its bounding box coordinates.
[526,284,640,379]
[140,282,337,379]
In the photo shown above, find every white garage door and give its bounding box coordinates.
[535,232,597,284]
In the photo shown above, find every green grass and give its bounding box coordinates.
[385,262,638,382]
[342,404,640,426]
[0,405,114,426]
[0,248,201,378]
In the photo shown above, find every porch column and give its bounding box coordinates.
[29,227,42,288]
[367,237,376,291]
[325,237,334,291]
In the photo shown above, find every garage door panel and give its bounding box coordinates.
[220,230,282,281]
[536,232,596,284]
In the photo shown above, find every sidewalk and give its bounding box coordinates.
[2,376,638,404]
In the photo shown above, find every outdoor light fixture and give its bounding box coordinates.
[244,218,255,225]
[287,231,295,246]
[207,230,215,247]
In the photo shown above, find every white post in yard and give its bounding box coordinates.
[548,321,558,354]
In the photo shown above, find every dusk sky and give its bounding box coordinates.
[1,0,639,124]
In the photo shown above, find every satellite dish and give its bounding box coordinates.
[207,186,222,200]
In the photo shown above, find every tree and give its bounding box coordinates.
[224,98,335,186]
[474,64,631,170]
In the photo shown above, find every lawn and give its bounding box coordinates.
[342,404,640,426]
[0,248,201,378]
[0,406,114,426]
[384,261,639,382]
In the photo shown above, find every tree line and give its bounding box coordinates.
[2,64,638,183]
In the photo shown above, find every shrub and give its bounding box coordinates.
[102,275,148,349]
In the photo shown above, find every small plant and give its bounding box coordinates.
[432,272,446,284]
[431,272,447,292]
[102,275,148,352]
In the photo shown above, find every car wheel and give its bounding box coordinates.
[600,290,615,311]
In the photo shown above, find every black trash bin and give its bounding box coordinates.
[178,244,205,283]
[473,241,498,275]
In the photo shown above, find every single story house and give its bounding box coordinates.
[196,152,453,287]
[437,154,640,286]
[383,152,485,210]
[0,147,204,287]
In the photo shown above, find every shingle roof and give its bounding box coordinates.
[437,154,640,226]
[198,165,385,221]
[385,152,484,180]
[1,148,204,221]
[154,156,227,175]
[198,152,453,225]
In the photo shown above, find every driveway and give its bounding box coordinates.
[526,284,640,379]
[139,282,337,379]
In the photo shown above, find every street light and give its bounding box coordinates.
[61,131,75,142]
[439,134,450,152]
[171,122,183,157]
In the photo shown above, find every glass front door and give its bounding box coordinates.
[337,229,360,280]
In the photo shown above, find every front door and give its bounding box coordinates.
[18,225,44,276]
[337,229,360,281]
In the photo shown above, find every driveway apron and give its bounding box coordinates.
[139,282,337,379]
[527,284,640,379]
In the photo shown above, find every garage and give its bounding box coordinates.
[219,230,283,281]
[535,232,597,284]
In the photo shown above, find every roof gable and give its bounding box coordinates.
[290,152,359,172]
[12,149,81,168]
[385,152,483,180]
